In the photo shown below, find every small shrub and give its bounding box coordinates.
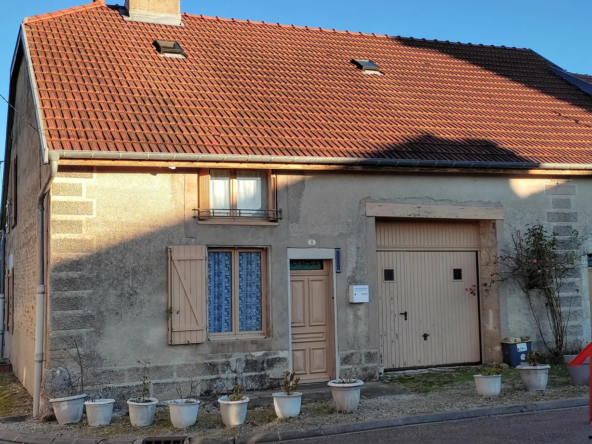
[526,351,547,366]
[480,364,502,376]
[337,366,359,384]
[229,383,245,401]
[280,371,300,395]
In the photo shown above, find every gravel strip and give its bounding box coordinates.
[0,379,587,440]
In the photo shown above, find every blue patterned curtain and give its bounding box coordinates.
[239,252,262,332]
[208,252,232,333]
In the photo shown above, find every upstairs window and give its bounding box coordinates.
[197,169,280,222]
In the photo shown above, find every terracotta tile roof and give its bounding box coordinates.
[572,73,592,84]
[21,3,592,166]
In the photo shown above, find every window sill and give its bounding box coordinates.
[209,334,268,341]
[197,219,279,226]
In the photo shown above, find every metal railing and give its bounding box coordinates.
[193,208,282,221]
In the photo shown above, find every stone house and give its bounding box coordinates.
[2,0,592,417]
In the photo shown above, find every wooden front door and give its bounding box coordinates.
[290,260,335,383]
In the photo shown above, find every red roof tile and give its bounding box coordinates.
[21,3,592,165]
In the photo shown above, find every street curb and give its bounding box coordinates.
[0,397,588,444]
[231,397,589,444]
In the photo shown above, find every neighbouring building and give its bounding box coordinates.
[2,0,592,416]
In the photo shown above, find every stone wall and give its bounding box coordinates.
[3,53,48,394]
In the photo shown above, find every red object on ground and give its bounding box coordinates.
[568,342,592,423]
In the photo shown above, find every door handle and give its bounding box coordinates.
[423,333,430,341]
[400,311,408,321]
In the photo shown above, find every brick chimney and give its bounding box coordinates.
[125,0,182,26]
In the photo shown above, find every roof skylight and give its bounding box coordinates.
[351,59,382,73]
[154,40,185,57]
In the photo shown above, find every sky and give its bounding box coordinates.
[0,0,590,164]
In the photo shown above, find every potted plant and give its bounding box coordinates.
[168,379,200,429]
[564,342,589,386]
[218,382,250,427]
[327,367,364,413]
[127,359,159,427]
[517,351,550,391]
[49,339,87,425]
[85,385,115,427]
[473,364,502,397]
[272,371,302,419]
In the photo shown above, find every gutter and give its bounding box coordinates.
[32,152,58,419]
[53,150,592,171]
[20,23,49,165]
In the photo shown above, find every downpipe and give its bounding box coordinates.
[32,153,58,419]
[0,230,5,357]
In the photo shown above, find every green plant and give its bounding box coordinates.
[229,383,244,401]
[480,364,502,376]
[280,371,300,395]
[489,224,581,357]
[166,307,173,320]
[526,350,547,366]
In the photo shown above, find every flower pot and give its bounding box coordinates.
[516,364,550,391]
[272,392,302,419]
[218,396,249,427]
[168,398,200,429]
[473,375,502,397]
[564,355,589,386]
[127,398,158,427]
[49,394,87,425]
[327,380,364,412]
[84,399,115,426]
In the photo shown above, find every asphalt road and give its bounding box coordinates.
[298,407,592,443]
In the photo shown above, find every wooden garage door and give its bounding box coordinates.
[377,220,481,369]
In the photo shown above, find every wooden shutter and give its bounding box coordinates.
[4,271,8,332]
[197,169,210,219]
[11,158,16,228]
[5,269,13,334]
[267,170,277,220]
[168,245,207,345]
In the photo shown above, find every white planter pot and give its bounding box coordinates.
[327,380,364,413]
[127,398,158,427]
[49,394,87,425]
[272,392,302,419]
[564,355,590,386]
[84,399,115,426]
[517,364,550,391]
[168,399,200,429]
[218,396,249,427]
[473,375,502,397]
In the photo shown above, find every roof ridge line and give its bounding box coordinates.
[23,1,103,25]
[185,12,531,51]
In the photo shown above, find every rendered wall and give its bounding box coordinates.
[45,167,591,405]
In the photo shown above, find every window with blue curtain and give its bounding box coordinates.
[208,249,264,335]
[208,252,232,333]
[239,252,262,331]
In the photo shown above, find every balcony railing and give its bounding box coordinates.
[193,208,282,221]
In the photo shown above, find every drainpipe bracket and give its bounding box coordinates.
[36,285,45,295]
